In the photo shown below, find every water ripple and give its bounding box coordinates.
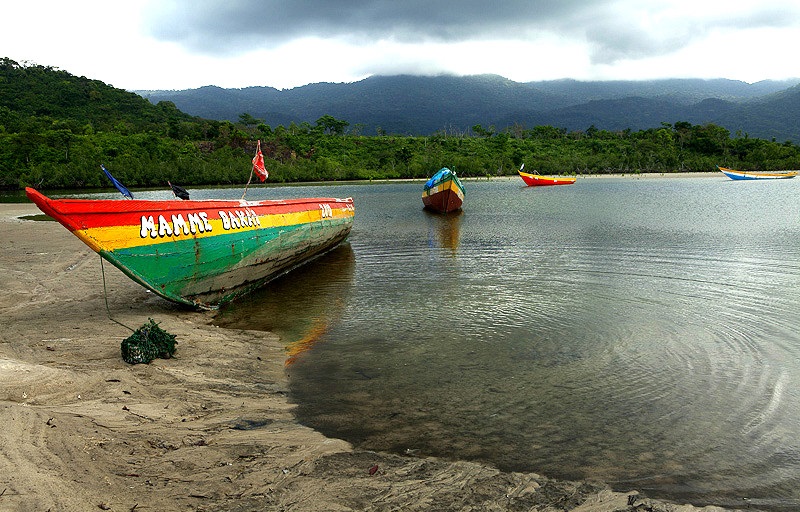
[255,178,800,511]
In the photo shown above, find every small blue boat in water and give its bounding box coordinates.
[718,166,798,180]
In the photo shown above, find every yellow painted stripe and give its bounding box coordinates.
[423,179,465,200]
[74,206,354,252]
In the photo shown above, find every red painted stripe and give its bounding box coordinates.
[26,188,352,230]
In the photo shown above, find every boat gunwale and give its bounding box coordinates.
[25,187,353,215]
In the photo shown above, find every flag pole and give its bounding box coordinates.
[241,168,254,200]
[242,139,258,200]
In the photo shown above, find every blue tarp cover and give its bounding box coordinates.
[425,167,453,189]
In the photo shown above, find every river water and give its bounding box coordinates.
[212,175,800,511]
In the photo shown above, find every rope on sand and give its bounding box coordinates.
[100,256,178,364]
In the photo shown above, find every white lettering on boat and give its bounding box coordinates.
[319,203,333,218]
[172,214,190,235]
[158,215,173,237]
[187,212,211,234]
[139,209,262,239]
[140,216,157,238]
[219,209,260,231]
[139,211,212,239]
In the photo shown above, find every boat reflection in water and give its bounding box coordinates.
[425,209,462,255]
[212,242,355,365]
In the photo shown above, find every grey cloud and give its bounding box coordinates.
[143,0,800,65]
[581,2,800,65]
[144,0,604,52]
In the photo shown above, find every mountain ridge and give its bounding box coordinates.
[137,74,800,141]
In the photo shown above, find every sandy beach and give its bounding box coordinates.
[0,201,736,512]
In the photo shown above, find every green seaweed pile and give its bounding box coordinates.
[121,318,177,364]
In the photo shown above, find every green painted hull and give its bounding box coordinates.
[103,217,352,309]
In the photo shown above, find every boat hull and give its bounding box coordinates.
[717,166,798,180]
[519,170,576,186]
[26,187,354,310]
[422,169,465,213]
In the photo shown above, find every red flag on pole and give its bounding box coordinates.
[252,140,268,182]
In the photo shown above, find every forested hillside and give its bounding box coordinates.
[2,58,800,191]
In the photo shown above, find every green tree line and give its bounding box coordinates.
[2,58,799,191]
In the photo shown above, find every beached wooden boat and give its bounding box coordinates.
[717,166,798,180]
[26,187,355,310]
[518,164,576,186]
[422,167,464,213]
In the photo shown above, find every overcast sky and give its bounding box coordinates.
[3,1,800,91]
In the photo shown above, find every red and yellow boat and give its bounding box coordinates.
[26,187,354,310]
[518,164,576,186]
[422,167,464,213]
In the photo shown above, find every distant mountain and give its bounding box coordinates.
[714,83,800,141]
[137,75,800,142]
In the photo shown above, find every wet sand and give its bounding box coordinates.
[0,202,737,511]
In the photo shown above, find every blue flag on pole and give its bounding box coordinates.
[100,165,133,199]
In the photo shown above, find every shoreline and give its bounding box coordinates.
[474,171,721,180]
[0,202,736,511]
[362,171,722,185]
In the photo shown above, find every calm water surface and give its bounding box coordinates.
[214,176,800,511]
